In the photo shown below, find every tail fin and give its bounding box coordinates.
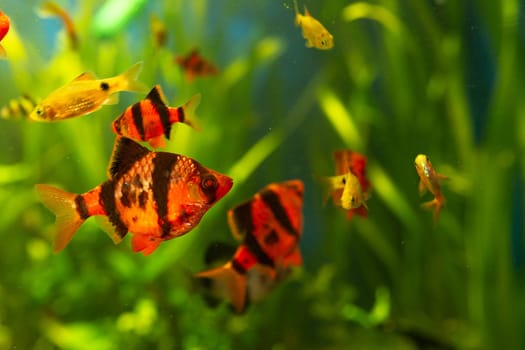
[421,198,443,225]
[118,61,148,93]
[196,262,247,313]
[35,184,85,252]
[180,93,202,131]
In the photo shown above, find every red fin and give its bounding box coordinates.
[35,184,85,252]
[196,262,247,313]
[147,135,166,148]
[346,204,368,220]
[131,234,161,255]
[108,137,150,179]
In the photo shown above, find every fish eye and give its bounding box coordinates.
[320,39,326,47]
[201,174,218,192]
[100,82,110,91]
[36,107,44,116]
[342,177,346,185]
[351,196,356,206]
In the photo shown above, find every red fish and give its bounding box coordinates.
[196,180,304,313]
[112,85,200,148]
[197,241,293,311]
[36,137,233,255]
[330,149,371,219]
[0,11,10,59]
[175,49,218,82]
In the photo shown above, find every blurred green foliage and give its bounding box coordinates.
[0,0,523,349]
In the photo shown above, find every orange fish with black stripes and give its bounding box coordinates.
[0,11,10,59]
[322,149,371,219]
[197,241,293,311]
[196,180,304,313]
[414,154,447,224]
[36,137,233,255]
[175,49,218,82]
[112,85,200,148]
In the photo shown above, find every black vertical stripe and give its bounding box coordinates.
[131,103,146,141]
[230,201,253,237]
[260,189,299,237]
[100,181,128,239]
[231,259,247,274]
[177,106,185,123]
[74,195,89,220]
[244,232,274,268]
[152,153,178,237]
[153,102,172,140]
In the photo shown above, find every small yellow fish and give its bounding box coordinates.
[323,171,367,211]
[29,62,147,122]
[414,154,448,224]
[293,0,334,50]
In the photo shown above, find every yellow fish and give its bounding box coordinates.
[414,154,448,224]
[322,171,367,211]
[29,62,147,122]
[293,0,334,50]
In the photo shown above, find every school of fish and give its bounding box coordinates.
[0,1,451,313]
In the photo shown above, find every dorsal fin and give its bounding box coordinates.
[71,71,97,82]
[145,85,168,106]
[108,137,150,179]
[304,6,310,16]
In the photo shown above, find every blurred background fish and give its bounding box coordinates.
[0,10,10,58]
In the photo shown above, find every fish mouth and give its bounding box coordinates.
[214,175,233,202]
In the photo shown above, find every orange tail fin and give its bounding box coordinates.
[196,262,247,313]
[179,93,201,131]
[421,197,443,224]
[35,184,85,252]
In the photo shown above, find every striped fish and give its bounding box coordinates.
[35,137,233,255]
[112,85,200,148]
[1,94,39,119]
[196,180,304,313]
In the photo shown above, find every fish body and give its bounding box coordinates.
[175,49,218,81]
[414,154,447,224]
[29,62,147,122]
[111,85,200,148]
[323,150,370,219]
[293,0,333,50]
[196,180,304,313]
[0,11,10,58]
[36,137,233,255]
